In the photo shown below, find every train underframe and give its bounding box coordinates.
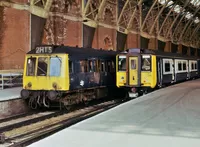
[21,87,124,110]
[125,86,153,98]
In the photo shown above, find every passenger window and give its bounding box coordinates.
[191,63,194,70]
[183,63,186,70]
[49,57,62,76]
[37,57,48,76]
[89,60,97,72]
[107,61,112,72]
[79,60,88,73]
[69,61,73,73]
[195,63,197,69]
[26,57,36,76]
[141,55,151,71]
[165,62,170,72]
[131,60,136,69]
[111,61,115,72]
[100,61,106,72]
[178,62,182,71]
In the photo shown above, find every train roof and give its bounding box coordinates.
[27,45,118,59]
[121,48,199,59]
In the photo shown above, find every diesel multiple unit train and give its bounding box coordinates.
[21,45,200,109]
[20,45,124,109]
[116,48,200,97]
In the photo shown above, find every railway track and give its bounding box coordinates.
[0,98,127,147]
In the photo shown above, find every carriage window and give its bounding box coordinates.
[111,61,115,72]
[26,57,36,76]
[183,62,186,70]
[89,60,97,72]
[195,63,197,69]
[100,61,106,72]
[37,57,48,76]
[165,62,170,72]
[107,61,112,72]
[49,57,62,76]
[118,56,126,71]
[80,60,88,72]
[178,62,182,71]
[141,55,151,71]
[131,60,136,69]
[69,61,73,73]
[191,63,194,70]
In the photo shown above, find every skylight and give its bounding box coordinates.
[190,0,200,7]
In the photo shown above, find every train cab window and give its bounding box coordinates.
[178,62,182,71]
[69,61,73,73]
[183,62,186,70]
[80,60,88,73]
[26,57,36,76]
[118,56,126,71]
[165,62,170,72]
[141,55,151,71]
[49,57,62,76]
[37,57,48,76]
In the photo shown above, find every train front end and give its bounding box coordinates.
[116,49,157,98]
[20,46,69,108]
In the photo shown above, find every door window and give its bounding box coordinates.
[131,60,136,69]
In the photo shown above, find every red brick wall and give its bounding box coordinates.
[127,33,139,49]
[0,8,29,69]
[92,26,116,50]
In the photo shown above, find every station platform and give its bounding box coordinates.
[0,87,22,102]
[0,87,29,119]
[29,79,200,147]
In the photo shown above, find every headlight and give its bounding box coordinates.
[52,82,57,89]
[27,82,32,88]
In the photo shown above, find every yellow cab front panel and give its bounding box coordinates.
[140,54,157,88]
[23,54,70,91]
[116,55,126,87]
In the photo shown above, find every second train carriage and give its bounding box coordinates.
[21,45,124,109]
[116,48,200,98]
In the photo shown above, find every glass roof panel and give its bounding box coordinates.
[190,0,200,7]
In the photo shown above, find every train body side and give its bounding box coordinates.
[116,48,200,97]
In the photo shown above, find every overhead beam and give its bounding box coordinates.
[166,0,191,38]
[141,0,158,31]
[178,5,200,42]
[0,0,53,18]
[158,3,177,36]
[149,0,172,34]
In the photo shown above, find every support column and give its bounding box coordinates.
[31,14,46,50]
[148,38,157,50]
[177,44,182,54]
[164,41,171,52]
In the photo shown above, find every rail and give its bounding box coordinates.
[0,70,23,90]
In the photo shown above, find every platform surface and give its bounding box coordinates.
[0,87,22,101]
[29,79,200,147]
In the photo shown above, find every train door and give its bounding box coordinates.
[128,56,141,86]
[172,59,175,82]
[157,57,163,87]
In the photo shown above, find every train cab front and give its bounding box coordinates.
[21,46,69,108]
[116,54,141,98]
[117,52,156,98]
